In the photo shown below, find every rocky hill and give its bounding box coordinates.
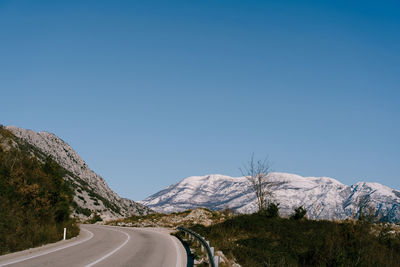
[108,208,229,228]
[5,126,150,221]
[0,126,80,254]
[140,173,400,222]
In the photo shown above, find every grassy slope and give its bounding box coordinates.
[0,127,79,255]
[190,213,400,267]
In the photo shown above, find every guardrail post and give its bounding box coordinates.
[210,247,214,257]
[63,228,66,240]
[214,255,220,267]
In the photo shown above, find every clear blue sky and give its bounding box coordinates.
[1,0,399,200]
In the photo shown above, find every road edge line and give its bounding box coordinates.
[85,227,130,267]
[0,228,94,267]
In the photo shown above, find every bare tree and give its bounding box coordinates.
[357,194,377,223]
[240,154,274,212]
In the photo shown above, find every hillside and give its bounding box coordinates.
[5,126,151,221]
[140,173,400,222]
[187,213,400,267]
[0,126,79,254]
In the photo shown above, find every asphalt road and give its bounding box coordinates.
[0,225,187,267]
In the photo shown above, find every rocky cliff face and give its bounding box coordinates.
[6,126,150,221]
[140,173,400,222]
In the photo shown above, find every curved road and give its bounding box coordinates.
[0,225,187,267]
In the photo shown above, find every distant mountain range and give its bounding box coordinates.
[140,173,400,222]
[4,125,399,223]
[6,126,150,220]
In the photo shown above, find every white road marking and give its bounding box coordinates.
[85,227,130,267]
[105,226,186,267]
[0,228,94,267]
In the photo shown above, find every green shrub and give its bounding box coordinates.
[290,206,307,220]
[89,214,103,224]
[75,206,92,217]
[261,202,279,218]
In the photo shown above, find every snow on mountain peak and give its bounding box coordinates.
[140,173,400,222]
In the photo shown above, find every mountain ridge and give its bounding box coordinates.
[5,126,150,221]
[140,173,400,222]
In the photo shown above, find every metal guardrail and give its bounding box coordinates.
[177,226,219,267]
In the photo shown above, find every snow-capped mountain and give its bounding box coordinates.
[140,173,400,222]
[6,126,150,220]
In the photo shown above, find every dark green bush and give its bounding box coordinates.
[262,202,279,218]
[290,206,307,220]
[89,214,103,224]
[75,206,92,217]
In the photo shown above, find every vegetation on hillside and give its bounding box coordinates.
[189,212,400,267]
[0,127,79,255]
[107,208,230,228]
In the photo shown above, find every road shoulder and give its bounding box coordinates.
[0,225,90,266]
